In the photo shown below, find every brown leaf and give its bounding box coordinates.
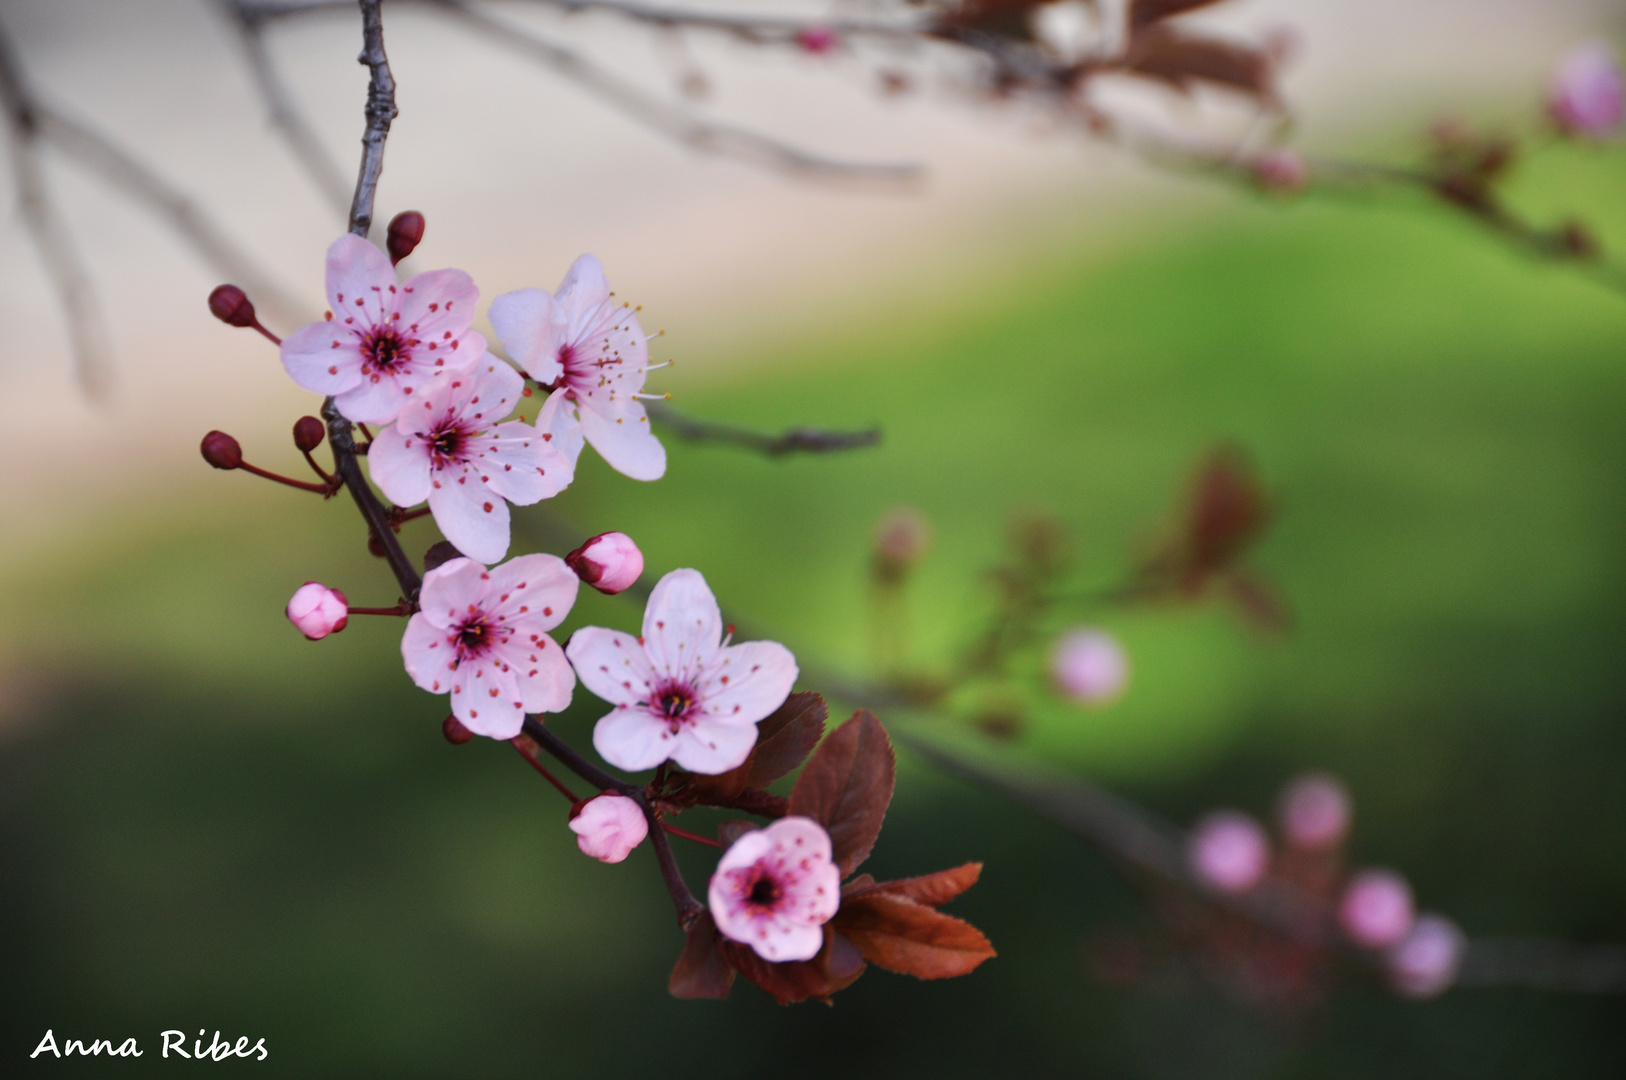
[669,911,735,1000]
[833,893,996,980]
[718,926,866,1005]
[1226,572,1292,634]
[1125,26,1275,102]
[1128,0,1230,34]
[1187,444,1271,572]
[788,710,896,877]
[849,863,984,909]
[670,692,827,807]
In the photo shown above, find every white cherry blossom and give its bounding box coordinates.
[566,568,797,774]
[488,255,667,482]
[281,234,483,425]
[400,554,578,740]
[369,356,571,565]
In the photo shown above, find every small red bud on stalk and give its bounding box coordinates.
[200,430,243,470]
[293,416,326,453]
[207,284,281,344]
[386,211,426,265]
[442,715,475,745]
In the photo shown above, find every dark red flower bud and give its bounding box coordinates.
[293,415,326,452]
[423,540,464,574]
[367,533,387,559]
[442,715,474,745]
[208,284,257,328]
[387,211,426,265]
[200,430,243,470]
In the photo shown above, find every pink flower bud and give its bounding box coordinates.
[797,26,839,55]
[1188,810,1270,893]
[1385,913,1465,998]
[1252,148,1309,192]
[286,582,349,640]
[564,532,644,594]
[200,430,243,470]
[293,415,326,453]
[386,210,426,264]
[873,507,932,580]
[1549,40,1625,139]
[1338,869,1415,948]
[1277,772,1352,851]
[568,793,648,863]
[1050,629,1129,704]
[207,284,256,328]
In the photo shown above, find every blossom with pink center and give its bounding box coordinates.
[286,582,348,640]
[1050,629,1129,704]
[1338,869,1415,949]
[400,554,578,740]
[1549,40,1625,139]
[1277,772,1352,851]
[368,357,570,564]
[566,568,798,774]
[280,234,483,425]
[565,532,644,594]
[709,816,841,962]
[488,255,667,482]
[569,793,649,864]
[1188,810,1270,893]
[1385,913,1465,998]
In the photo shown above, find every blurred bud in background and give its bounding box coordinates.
[1188,810,1271,894]
[1277,772,1352,852]
[1548,40,1625,139]
[1386,914,1466,998]
[1050,628,1129,705]
[1339,869,1415,948]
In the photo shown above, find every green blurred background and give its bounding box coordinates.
[5,135,1626,1075]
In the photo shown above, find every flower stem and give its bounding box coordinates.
[237,460,336,495]
[510,737,581,803]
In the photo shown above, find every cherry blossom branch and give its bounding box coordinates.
[349,0,398,238]
[323,398,423,597]
[526,0,926,42]
[645,401,882,456]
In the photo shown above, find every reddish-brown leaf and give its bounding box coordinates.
[833,893,996,980]
[849,863,984,909]
[788,710,896,877]
[717,926,867,1004]
[672,692,827,807]
[668,911,735,1000]
[1125,26,1275,101]
[1187,444,1271,572]
[1226,572,1292,634]
[1128,0,1231,34]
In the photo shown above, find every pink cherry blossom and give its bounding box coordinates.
[797,27,839,55]
[569,793,649,863]
[286,582,348,640]
[1549,40,1625,139]
[1385,913,1465,998]
[1277,772,1352,851]
[281,234,483,425]
[1338,869,1415,949]
[1050,629,1129,704]
[488,255,667,482]
[1188,810,1270,893]
[565,531,644,594]
[368,356,571,565]
[709,816,841,962]
[400,554,578,740]
[566,568,798,774]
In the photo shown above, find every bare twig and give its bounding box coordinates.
[646,400,881,456]
[349,0,398,237]
[218,0,353,217]
[1459,937,1626,993]
[530,0,926,42]
[323,399,423,597]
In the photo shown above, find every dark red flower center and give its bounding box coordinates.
[747,872,783,910]
[363,327,410,373]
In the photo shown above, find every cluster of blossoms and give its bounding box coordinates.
[203,221,991,995]
[1183,773,1466,999]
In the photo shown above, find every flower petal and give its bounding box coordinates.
[332,370,415,426]
[697,640,798,727]
[427,462,511,565]
[494,633,574,714]
[475,420,573,504]
[325,234,397,327]
[367,419,432,507]
[566,627,655,707]
[670,714,759,775]
[536,390,586,471]
[556,254,611,330]
[578,397,667,481]
[451,652,525,739]
[280,320,364,396]
[401,614,454,692]
[488,287,565,385]
[458,356,525,425]
[592,706,678,771]
[642,568,722,682]
[484,553,578,628]
[416,556,490,629]
[396,267,478,340]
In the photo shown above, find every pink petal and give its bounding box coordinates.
[592,706,679,772]
[670,713,759,775]
[714,828,773,874]
[426,462,512,565]
[555,253,612,329]
[696,640,797,727]
[488,287,566,385]
[450,654,525,739]
[536,390,586,470]
[324,234,397,326]
[401,614,453,692]
[332,370,415,426]
[641,568,722,682]
[474,420,573,504]
[396,267,478,340]
[494,634,575,714]
[458,355,525,423]
[280,320,364,396]
[416,557,490,630]
[366,419,433,508]
[484,553,578,628]
[565,627,654,707]
[578,397,667,481]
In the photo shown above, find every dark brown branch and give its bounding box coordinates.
[645,401,881,456]
[349,0,398,237]
[219,0,353,216]
[324,399,423,597]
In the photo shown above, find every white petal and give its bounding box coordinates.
[473,420,572,505]
[714,828,772,874]
[416,556,489,629]
[396,267,478,341]
[488,287,565,385]
[696,640,798,727]
[324,234,397,326]
[670,715,758,775]
[459,356,525,424]
[592,706,676,771]
[427,463,511,565]
[578,398,666,481]
[451,653,525,740]
[566,627,654,707]
[367,421,432,508]
[641,569,722,682]
[753,920,823,963]
[484,553,577,628]
[280,320,363,396]
[333,372,413,426]
[494,634,574,714]
[536,390,585,472]
[401,614,454,692]
[556,254,611,330]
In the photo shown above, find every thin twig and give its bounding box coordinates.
[324,399,423,598]
[349,0,398,237]
[529,0,926,42]
[645,401,881,456]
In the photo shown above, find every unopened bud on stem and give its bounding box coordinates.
[286,582,348,640]
[565,532,644,594]
[443,714,475,745]
[293,416,326,453]
[387,211,426,264]
[208,284,256,328]
[200,430,243,470]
